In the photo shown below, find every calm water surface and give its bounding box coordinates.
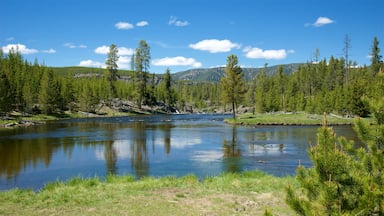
[0,114,359,191]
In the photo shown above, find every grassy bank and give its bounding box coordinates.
[0,170,296,216]
[225,112,370,126]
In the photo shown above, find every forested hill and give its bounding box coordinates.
[51,63,302,83]
[172,63,302,82]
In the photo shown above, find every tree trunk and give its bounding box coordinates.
[232,102,236,119]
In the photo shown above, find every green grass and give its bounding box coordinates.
[226,112,372,126]
[0,170,297,216]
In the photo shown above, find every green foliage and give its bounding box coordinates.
[286,126,363,215]
[220,54,246,119]
[0,71,13,114]
[287,113,384,215]
[157,68,176,110]
[39,69,61,114]
[133,40,151,108]
[0,37,382,117]
[105,44,119,98]
[371,36,383,75]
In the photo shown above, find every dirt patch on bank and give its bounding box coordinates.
[152,188,294,215]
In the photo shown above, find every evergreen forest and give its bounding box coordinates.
[0,37,382,118]
[1,37,384,215]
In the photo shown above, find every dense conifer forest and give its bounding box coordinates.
[0,37,382,117]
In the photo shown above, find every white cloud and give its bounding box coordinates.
[189,39,241,53]
[136,21,149,27]
[94,45,110,54]
[42,48,56,54]
[117,56,131,69]
[152,56,202,67]
[115,21,134,30]
[64,43,87,49]
[118,47,134,55]
[79,60,105,68]
[2,43,38,54]
[243,46,290,60]
[168,16,189,27]
[94,45,134,56]
[306,16,335,27]
[78,56,131,69]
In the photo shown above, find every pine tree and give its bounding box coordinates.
[276,65,287,112]
[163,68,175,107]
[134,40,151,108]
[39,69,60,114]
[255,63,268,113]
[0,72,12,114]
[105,44,119,99]
[220,54,246,119]
[371,37,382,75]
[287,113,384,215]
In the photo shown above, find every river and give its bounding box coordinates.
[0,114,360,191]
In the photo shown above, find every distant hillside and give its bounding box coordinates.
[171,63,302,82]
[51,66,134,76]
[52,64,303,83]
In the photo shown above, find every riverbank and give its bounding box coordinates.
[225,112,371,126]
[0,101,182,129]
[0,107,139,129]
[0,170,296,215]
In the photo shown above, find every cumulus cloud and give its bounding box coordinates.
[243,46,291,60]
[2,43,38,54]
[64,43,87,49]
[115,21,134,30]
[189,39,241,53]
[94,45,110,54]
[117,56,131,69]
[136,21,149,27]
[79,60,105,68]
[118,47,134,55]
[306,16,335,27]
[152,56,202,67]
[168,16,189,27]
[94,45,134,56]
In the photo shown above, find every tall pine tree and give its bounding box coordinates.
[220,54,246,119]
[105,44,119,100]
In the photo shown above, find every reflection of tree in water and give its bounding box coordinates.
[130,122,149,178]
[222,126,241,173]
[104,141,117,175]
[0,124,70,181]
[103,123,119,175]
[159,123,172,155]
[0,138,61,181]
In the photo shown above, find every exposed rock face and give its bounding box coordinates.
[108,99,180,114]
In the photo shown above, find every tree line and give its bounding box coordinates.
[0,37,382,117]
[221,36,383,119]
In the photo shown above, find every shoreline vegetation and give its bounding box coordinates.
[225,112,372,126]
[1,107,372,129]
[0,170,297,215]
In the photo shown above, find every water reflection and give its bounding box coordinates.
[130,122,149,178]
[222,126,242,173]
[0,114,361,190]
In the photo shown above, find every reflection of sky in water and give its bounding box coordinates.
[95,140,132,160]
[191,150,222,162]
[0,114,361,191]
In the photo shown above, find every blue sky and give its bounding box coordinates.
[2,0,383,73]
